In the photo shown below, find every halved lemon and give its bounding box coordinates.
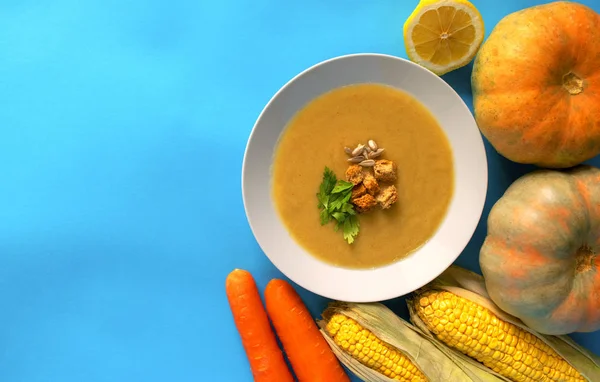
[403,0,485,75]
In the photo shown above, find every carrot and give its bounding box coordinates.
[265,278,350,382]
[225,269,294,382]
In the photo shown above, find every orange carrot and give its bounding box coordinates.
[265,278,350,382]
[225,269,294,382]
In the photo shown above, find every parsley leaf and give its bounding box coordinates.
[317,167,337,210]
[331,180,354,194]
[320,208,331,225]
[331,212,346,222]
[316,167,360,244]
[343,215,360,244]
[342,203,355,215]
[329,191,351,212]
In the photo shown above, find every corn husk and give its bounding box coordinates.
[317,301,505,382]
[408,265,600,382]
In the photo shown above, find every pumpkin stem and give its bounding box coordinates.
[575,246,595,273]
[562,72,584,95]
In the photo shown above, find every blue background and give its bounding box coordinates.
[0,0,598,381]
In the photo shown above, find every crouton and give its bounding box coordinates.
[352,193,377,213]
[363,172,380,195]
[377,185,398,209]
[345,165,364,185]
[351,183,367,199]
[374,160,397,182]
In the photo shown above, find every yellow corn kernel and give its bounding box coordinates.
[416,290,585,382]
[326,314,427,382]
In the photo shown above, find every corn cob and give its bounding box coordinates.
[325,313,427,381]
[414,289,585,382]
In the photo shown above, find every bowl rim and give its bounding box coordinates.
[241,52,488,301]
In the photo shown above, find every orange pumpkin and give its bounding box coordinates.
[472,1,600,168]
[480,165,600,335]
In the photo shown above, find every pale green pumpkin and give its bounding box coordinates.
[480,165,600,335]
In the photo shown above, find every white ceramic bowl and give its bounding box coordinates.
[242,53,487,302]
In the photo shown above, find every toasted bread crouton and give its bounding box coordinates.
[345,165,364,185]
[374,160,397,182]
[352,193,377,213]
[377,185,398,209]
[363,172,380,195]
[351,183,367,199]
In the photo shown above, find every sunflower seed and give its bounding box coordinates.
[348,156,366,163]
[368,148,384,159]
[344,147,353,155]
[351,144,365,157]
[368,140,378,151]
[365,146,372,153]
[359,159,375,167]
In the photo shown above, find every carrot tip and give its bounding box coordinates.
[226,269,250,280]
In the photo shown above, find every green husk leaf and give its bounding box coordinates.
[415,266,600,382]
[540,335,600,381]
[435,265,491,299]
[554,335,600,367]
[318,302,504,382]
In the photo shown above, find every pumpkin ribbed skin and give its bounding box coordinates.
[472,2,600,168]
[480,165,600,335]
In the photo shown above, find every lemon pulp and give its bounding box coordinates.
[403,0,485,75]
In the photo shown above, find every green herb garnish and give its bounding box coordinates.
[317,167,360,244]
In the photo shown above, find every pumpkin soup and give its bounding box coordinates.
[272,83,454,269]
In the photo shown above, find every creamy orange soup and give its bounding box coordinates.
[272,83,454,269]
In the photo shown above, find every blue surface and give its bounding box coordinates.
[0,0,599,381]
